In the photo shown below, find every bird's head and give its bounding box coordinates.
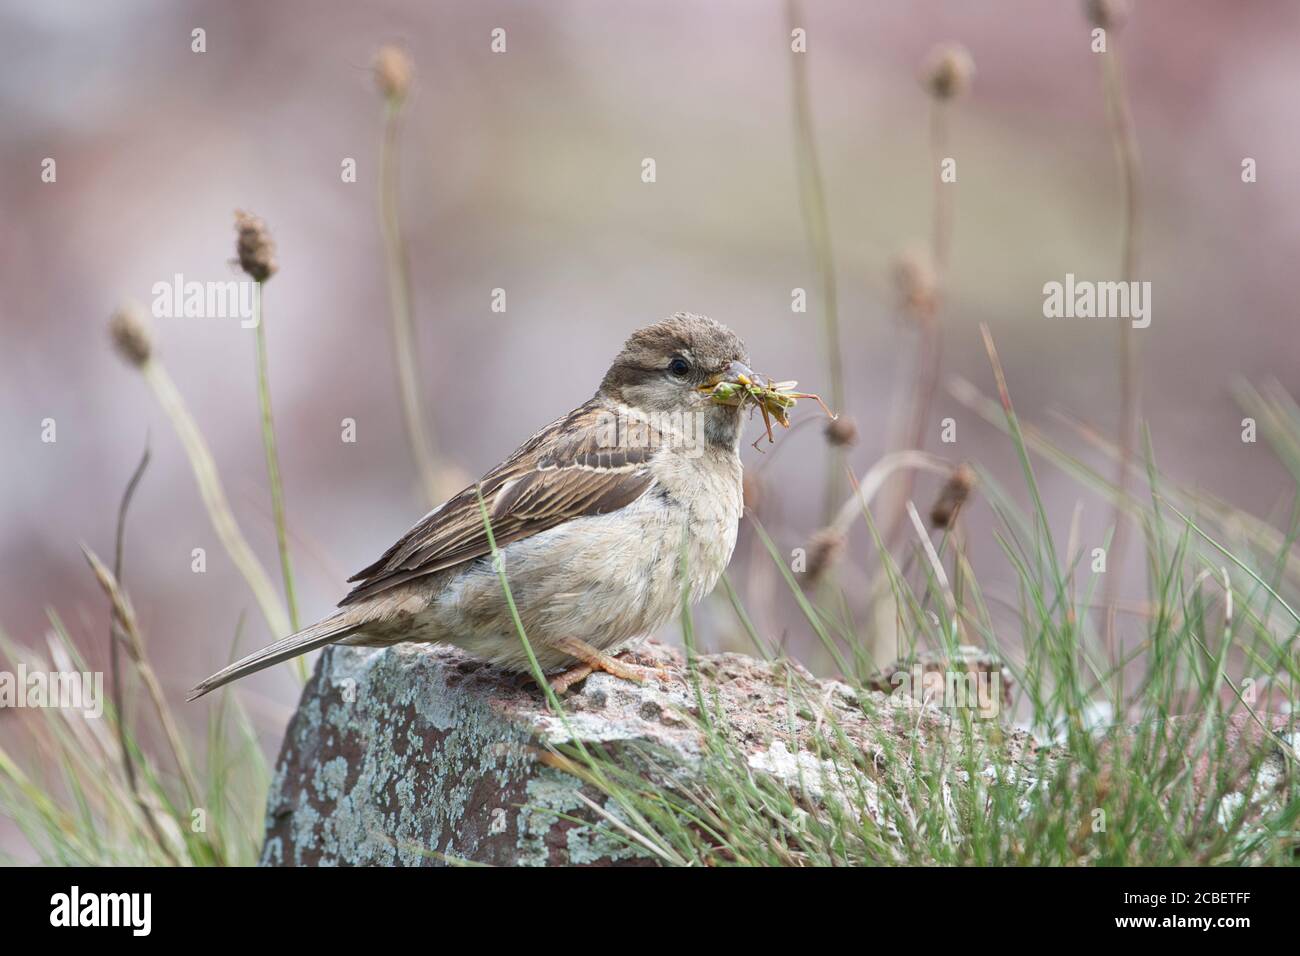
[599,312,759,450]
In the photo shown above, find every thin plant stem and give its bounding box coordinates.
[81,545,204,821]
[380,95,440,507]
[883,96,953,553]
[106,439,179,865]
[786,0,846,523]
[252,287,301,642]
[140,358,291,641]
[1098,30,1143,669]
[929,100,955,275]
[831,450,953,537]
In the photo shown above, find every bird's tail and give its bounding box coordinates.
[188,612,360,701]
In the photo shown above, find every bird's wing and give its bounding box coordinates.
[338,399,658,606]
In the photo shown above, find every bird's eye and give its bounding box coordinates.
[668,356,691,378]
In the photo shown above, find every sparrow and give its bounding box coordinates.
[190,312,766,699]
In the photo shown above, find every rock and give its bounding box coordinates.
[260,637,1294,865]
[1098,713,1296,831]
[866,644,1015,717]
[259,639,1041,866]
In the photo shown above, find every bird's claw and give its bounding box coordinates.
[545,639,665,694]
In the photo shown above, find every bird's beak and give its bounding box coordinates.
[701,361,765,390]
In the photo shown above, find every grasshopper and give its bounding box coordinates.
[701,374,836,450]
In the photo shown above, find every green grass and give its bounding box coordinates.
[0,617,267,866]
[508,358,1300,866]
[2,371,1297,866]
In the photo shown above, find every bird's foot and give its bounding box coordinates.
[546,638,663,694]
[547,663,594,695]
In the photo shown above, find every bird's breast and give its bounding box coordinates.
[650,446,744,601]
[411,445,745,667]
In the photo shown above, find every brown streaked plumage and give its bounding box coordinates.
[339,402,659,606]
[190,312,758,700]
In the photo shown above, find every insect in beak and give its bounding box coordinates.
[700,361,764,394]
[698,364,836,449]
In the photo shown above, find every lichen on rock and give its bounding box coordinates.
[260,639,1037,866]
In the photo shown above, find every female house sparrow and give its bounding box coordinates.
[190,313,763,698]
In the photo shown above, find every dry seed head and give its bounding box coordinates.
[375,45,413,100]
[922,43,975,100]
[891,245,937,317]
[1084,0,1128,31]
[805,528,846,585]
[824,415,858,448]
[929,462,976,530]
[109,303,153,369]
[234,209,278,282]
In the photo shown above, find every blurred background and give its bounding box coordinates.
[3,0,1300,856]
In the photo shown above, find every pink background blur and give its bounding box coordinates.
[3,0,1299,855]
